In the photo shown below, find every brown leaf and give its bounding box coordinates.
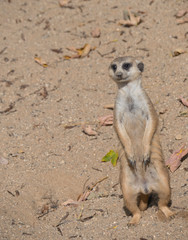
[58,0,70,7]
[103,104,114,110]
[179,97,188,107]
[171,49,186,57]
[98,115,114,126]
[177,16,188,24]
[118,10,141,27]
[166,145,188,172]
[62,199,79,206]
[34,57,48,67]
[91,27,101,38]
[175,9,188,18]
[64,44,92,59]
[78,44,91,58]
[175,10,188,18]
[39,86,48,99]
[82,125,97,136]
[51,48,63,54]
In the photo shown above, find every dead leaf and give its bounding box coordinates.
[82,125,97,136]
[62,199,79,206]
[62,176,108,207]
[179,97,188,107]
[103,104,114,110]
[178,111,188,117]
[91,27,101,38]
[41,204,49,214]
[171,49,186,57]
[64,44,92,59]
[0,102,15,114]
[175,9,188,24]
[166,145,188,172]
[0,156,9,165]
[118,10,141,27]
[176,16,188,24]
[159,109,167,114]
[51,48,63,54]
[58,0,70,7]
[34,57,48,67]
[98,115,113,126]
[175,9,188,18]
[39,86,48,99]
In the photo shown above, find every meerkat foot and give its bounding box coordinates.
[159,206,175,219]
[127,213,141,226]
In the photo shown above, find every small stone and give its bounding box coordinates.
[175,134,182,140]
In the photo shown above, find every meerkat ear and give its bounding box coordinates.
[137,62,144,72]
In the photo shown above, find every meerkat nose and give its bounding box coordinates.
[116,72,123,78]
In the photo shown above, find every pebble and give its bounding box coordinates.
[175,134,182,140]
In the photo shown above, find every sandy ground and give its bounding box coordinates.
[0,0,188,239]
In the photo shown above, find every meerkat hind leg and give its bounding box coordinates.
[122,191,141,225]
[157,184,175,219]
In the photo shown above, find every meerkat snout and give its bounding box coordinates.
[109,56,144,83]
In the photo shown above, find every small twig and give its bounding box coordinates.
[77,205,84,220]
[38,209,55,219]
[56,212,69,227]
[0,103,15,114]
[7,190,15,197]
[89,176,108,192]
[57,227,63,236]
[0,47,7,55]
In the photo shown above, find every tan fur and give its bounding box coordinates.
[109,56,174,225]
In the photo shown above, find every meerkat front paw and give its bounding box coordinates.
[127,156,136,169]
[143,155,150,170]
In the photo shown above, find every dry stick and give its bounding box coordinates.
[0,103,15,114]
[56,212,69,227]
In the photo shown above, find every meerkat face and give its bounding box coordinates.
[109,56,144,83]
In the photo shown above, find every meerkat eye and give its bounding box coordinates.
[111,64,117,72]
[122,62,132,71]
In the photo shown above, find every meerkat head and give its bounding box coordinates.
[109,56,144,84]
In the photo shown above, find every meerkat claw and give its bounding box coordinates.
[128,158,136,169]
[143,156,150,170]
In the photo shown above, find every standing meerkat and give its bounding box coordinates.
[109,56,174,225]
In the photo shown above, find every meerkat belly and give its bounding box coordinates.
[125,164,159,194]
[122,95,148,159]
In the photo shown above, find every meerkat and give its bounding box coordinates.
[109,56,174,225]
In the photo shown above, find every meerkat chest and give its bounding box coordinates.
[115,83,148,121]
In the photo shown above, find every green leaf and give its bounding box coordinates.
[101,150,118,167]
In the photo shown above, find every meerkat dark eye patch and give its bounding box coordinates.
[111,64,117,72]
[137,62,144,72]
[122,62,132,71]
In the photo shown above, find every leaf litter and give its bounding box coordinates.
[118,10,142,27]
[175,9,188,24]
[101,150,118,167]
[82,125,98,136]
[91,27,101,38]
[179,97,188,107]
[34,56,48,68]
[62,176,108,207]
[166,144,188,172]
[64,44,95,59]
